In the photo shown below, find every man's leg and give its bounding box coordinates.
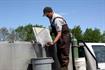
[57,34,70,70]
[61,66,68,70]
[57,44,70,70]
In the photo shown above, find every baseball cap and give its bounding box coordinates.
[43,7,53,16]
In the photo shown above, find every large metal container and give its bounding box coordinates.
[0,41,36,70]
[0,41,73,70]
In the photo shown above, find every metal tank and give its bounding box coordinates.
[0,41,36,70]
[0,41,73,70]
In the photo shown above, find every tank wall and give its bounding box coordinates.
[0,41,36,70]
[0,41,73,70]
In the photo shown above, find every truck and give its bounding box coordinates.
[72,41,105,70]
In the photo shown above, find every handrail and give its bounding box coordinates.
[79,40,100,69]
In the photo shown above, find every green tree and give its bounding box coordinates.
[15,24,43,41]
[71,26,83,41]
[93,28,102,42]
[101,31,105,43]
[15,24,104,43]
[0,27,9,41]
[83,28,101,42]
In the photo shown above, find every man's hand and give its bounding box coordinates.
[46,42,54,47]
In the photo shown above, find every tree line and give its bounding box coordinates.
[71,26,105,42]
[0,24,105,43]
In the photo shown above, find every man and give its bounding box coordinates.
[43,7,71,70]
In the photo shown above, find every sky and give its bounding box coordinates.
[0,0,105,32]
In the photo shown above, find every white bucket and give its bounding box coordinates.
[75,58,86,70]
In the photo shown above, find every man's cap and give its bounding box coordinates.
[43,7,53,16]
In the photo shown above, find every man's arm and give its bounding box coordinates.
[53,31,61,44]
[53,18,63,44]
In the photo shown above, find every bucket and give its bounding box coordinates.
[31,57,54,70]
[75,58,86,70]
